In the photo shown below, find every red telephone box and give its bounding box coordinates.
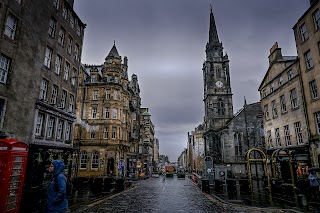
[0,138,28,213]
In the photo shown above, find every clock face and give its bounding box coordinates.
[215,81,223,88]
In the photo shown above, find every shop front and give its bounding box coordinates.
[21,144,76,213]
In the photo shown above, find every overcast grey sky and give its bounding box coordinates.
[74,0,309,161]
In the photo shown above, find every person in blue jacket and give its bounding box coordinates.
[46,160,68,213]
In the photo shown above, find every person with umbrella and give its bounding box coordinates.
[308,167,320,201]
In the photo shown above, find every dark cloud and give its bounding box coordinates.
[75,0,309,161]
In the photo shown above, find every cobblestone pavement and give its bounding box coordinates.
[72,176,301,213]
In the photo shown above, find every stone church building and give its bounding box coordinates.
[202,7,265,178]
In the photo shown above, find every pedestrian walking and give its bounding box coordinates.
[308,170,320,200]
[46,160,68,213]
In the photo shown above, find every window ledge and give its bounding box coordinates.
[300,38,309,45]
[305,66,314,72]
[292,106,300,111]
[311,97,320,103]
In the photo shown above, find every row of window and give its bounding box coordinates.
[261,69,294,98]
[89,126,125,140]
[40,78,74,112]
[87,73,126,86]
[267,121,303,148]
[264,88,298,119]
[299,8,320,43]
[35,112,72,141]
[92,89,120,101]
[79,150,99,170]
[52,0,84,38]
[48,16,81,62]
[44,46,78,83]
[90,106,136,121]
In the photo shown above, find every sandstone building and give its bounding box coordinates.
[75,44,141,178]
[258,43,309,179]
[191,124,205,175]
[293,0,320,167]
[139,108,155,175]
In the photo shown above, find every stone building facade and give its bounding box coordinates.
[258,43,309,179]
[220,102,265,178]
[178,149,187,171]
[192,124,205,175]
[153,138,159,171]
[75,44,140,178]
[0,0,85,211]
[187,132,194,172]
[127,74,141,177]
[139,108,155,175]
[202,7,233,164]
[293,0,320,167]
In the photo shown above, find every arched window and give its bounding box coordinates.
[80,150,88,169]
[217,98,224,115]
[91,150,99,170]
[234,133,242,156]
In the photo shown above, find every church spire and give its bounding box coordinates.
[209,4,219,44]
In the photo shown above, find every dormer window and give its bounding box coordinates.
[91,75,96,83]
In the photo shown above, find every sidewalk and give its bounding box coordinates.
[69,179,140,211]
[186,175,306,213]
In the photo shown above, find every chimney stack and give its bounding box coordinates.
[268,42,282,65]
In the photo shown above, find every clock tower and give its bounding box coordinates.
[202,6,233,163]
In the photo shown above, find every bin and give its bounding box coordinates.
[115,178,126,191]
[201,179,210,193]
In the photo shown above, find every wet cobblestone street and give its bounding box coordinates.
[72,176,294,213]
